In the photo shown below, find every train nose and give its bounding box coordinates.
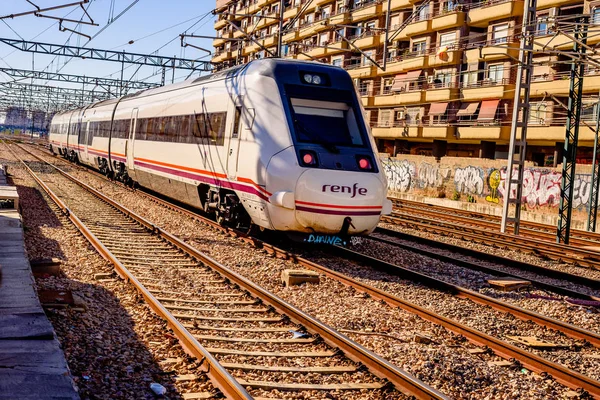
[294,169,387,234]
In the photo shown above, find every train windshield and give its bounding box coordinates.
[291,99,363,149]
[286,86,367,150]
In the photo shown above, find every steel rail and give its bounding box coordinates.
[382,214,600,269]
[17,141,600,397]
[391,202,600,249]
[373,227,600,294]
[326,245,600,348]
[393,198,600,244]
[12,142,446,400]
[294,247,600,398]
[3,141,252,400]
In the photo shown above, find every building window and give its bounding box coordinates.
[529,102,547,125]
[434,72,452,87]
[491,23,509,44]
[405,107,421,125]
[441,0,456,13]
[582,102,599,122]
[383,77,394,93]
[439,32,456,48]
[412,40,427,55]
[379,110,392,127]
[362,50,374,66]
[594,7,600,25]
[537,13,550,34]
[418,3,430,20]
[487,64,504,84]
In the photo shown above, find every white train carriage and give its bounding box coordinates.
[49,59,392,240]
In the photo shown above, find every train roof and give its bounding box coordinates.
[63,58,349,113]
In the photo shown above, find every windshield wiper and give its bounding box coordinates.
[293,119,340,154]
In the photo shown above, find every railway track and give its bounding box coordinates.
[12,140,600,397]
[5,141,444,399]
[370,227,600,301]
[393,198,600,245]
[382,211,600,270]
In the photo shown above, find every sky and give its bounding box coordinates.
[0,0,217,88]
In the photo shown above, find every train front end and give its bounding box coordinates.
[263,61,392,244]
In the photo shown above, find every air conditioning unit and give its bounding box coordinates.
[427,76,434,83]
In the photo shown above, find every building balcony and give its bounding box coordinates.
[461,80,515,101]
[214,17,230,30]
[398,54,428,71]
[533,33,573,51]
[423,126,453,138]
[404,19,432,36]
[431,10,466,30]
[352,34,381,49]
[347,65,378,79]
[213,32,233,47]
[372,125,422,138]
[519,125,596,142]
[351,2,384,22]
[212,51,233,63]
[471,42,520,61]
[536,0,579,9]
[467,0,524,28]
[390,0,412,9]
[298,21,328,39]
[424,86,460,102]
[361,96,375,107]
[374,90,424,106]
[456,125,511,140]
[330,11,351,24]
[233,29,245,39]
[284,6,300,19]
[428,49,462,67]
[282,30,299,43]
[529,74,600,96]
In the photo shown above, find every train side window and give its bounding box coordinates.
[87,123,93,145]
[232,107,242,138]
[209,112,226,146]
[180,115,191,143]
[136,119,147,141]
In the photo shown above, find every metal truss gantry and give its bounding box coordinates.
[500,0,536,235]
[0,67,161,92]
[0,38,212,72]
[557,17,589,244]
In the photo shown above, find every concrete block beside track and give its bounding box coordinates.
[0,209,79,399]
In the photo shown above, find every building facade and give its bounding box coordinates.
[213,0,600,166]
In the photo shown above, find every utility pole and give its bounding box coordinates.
[500,0,536,234]
[587,99,600,232]
[277,0,285,57]
[557,16,588,244]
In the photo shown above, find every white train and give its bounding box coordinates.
[49,59,392,242]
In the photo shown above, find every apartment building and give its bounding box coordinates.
[213,0,600,166]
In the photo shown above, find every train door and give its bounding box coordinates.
[126,108,138,172]
[226,99,243,180]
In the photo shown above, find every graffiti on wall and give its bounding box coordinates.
[454,166,485,195]
[495,168,592,209]
[381,157,595,210]
[381,159,450,192]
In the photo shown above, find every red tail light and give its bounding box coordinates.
[300,150,318,167]
[356,155,373,171]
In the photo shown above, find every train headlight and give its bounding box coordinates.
[356,155,374,171]
[302,73,323,85]
[300,150,318,167]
